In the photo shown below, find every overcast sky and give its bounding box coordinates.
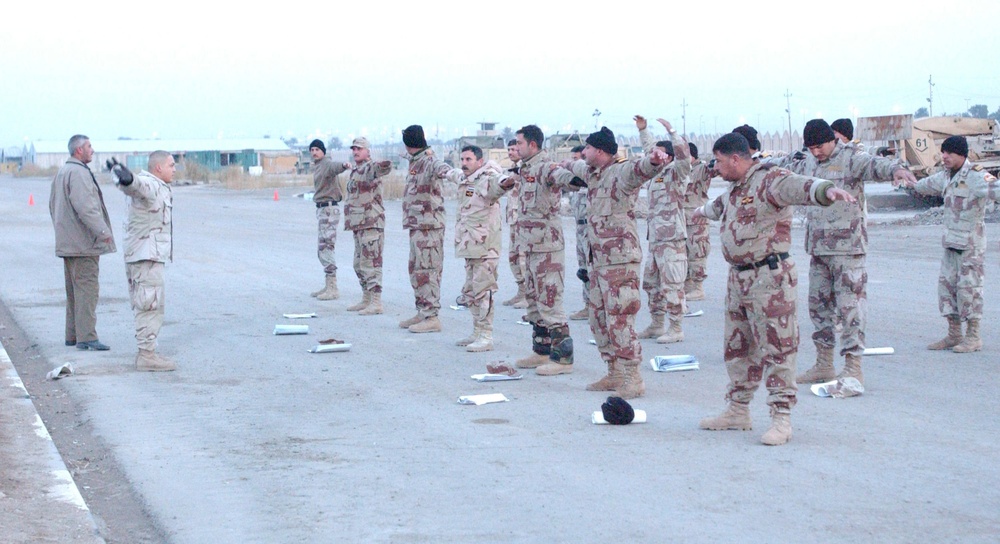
[4,0,1000,149]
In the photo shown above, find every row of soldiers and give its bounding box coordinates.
[307,118,998,447]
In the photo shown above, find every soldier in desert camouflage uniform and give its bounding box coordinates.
[565,124,671,399]
[683,142,715,301]
[568,145,590,321]
[694,133,855,446]
[634,116,692,345]
[502,139,529,309]
[454,146,508,352]
[782,119,913,386]
[831,118,865,152]
[398,125,455,333]
[905,135,1000,353]
[309,139,350,301]
[109,151,176,371]
[343,137,392,316]
[499,125,583,376]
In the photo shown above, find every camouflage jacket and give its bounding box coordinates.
[781,141,903,255]
[505,175,520,226]
[117,170,172,264]
[570,191,588,223]
[702,163,834,267]
[912,159,1000,251]
[344,159,391,231]
[640,128,691,243]
[312,156,347,203]
[569,155,662,267]
[511,151,578,253]
[455,161,507,259]
[683,161,714,224]
[403,148,453,231]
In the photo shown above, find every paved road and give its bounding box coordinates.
[1,174,998,543]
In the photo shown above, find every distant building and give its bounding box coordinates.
[1,145,24,174]
[26,138,299,174]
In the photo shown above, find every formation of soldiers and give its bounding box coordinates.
[305,119,1000,447]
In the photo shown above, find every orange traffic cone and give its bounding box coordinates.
[273,190,279,201]
[28,194,35,206]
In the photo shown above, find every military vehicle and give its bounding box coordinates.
[857,115,1000,178]
[452,121,512,168]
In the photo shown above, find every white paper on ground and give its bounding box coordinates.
[684,309,704,317]
[592,410,648,424]
[471,373,523,382]
[283,313,317,319]
[516,320,531,326]
[449,305,467,311]
[588,339,596,345]
[273,324,309,335]
[811,377,864,398]
[458,393,509,405]
[863,347,894,356]
[309,343,351,353]
[46,363,74,380]
[649,355,700,372]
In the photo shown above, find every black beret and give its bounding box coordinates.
[732,125,761,150]
[601,396,635,425]
[586,127,618,156]
[831,118,854,140]
[803,119,836,147]
[688,142,699,158]
[941,135,969,157]
[309,139,326,154]
[402,125,427,149]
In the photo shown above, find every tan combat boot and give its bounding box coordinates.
[568,308,588,321]
[699,402,752,430]
[346,291,371,311]
[638,314,666,339]
[466,331,494,353]
[536,361,573,376]
[686,280,705,301]
[516,353,548,368]
[316,275,339,300]
[502,285,526,307]
[399,312,422,328]
[953,319,982,353]
[456,326,481,347]
[761,412,792,446]
[928,315,963,350]
[358,292,383,315]
[587,360,623,391]
[615,360,645,399]
[656,316,684,344]
[797,345,836,384]
[837,353,864,385]
[409,316,442,334]
[136,349,176,372]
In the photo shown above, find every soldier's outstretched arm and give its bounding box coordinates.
[635,115,656,153]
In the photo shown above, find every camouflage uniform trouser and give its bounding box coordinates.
[685,220,711,283]
[508,228,525,285]
[63,256,100,344]
[316,205,340,276]
[575,221,590,307]
[352,228,383,293]
[463,257,499,332]
[808,254,866,356]
[939,246,985,320]
[524,250,567,328]
[589,262,642,363]
[127,260,164,351]
[723,259,798,414]
[643,239,687,318]
[409,228,444,318]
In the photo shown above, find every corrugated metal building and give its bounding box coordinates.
[26,138,298,174]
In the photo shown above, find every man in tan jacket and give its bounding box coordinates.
[49,135,116,351]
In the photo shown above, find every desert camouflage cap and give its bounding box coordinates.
[351,137,370,149]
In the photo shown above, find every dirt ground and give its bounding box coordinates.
[1,174,998,543]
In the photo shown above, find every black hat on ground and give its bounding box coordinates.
[941,135,969,157]
[309,139,326,154]
[803,119,836,147]
[402,125,427,149]
[732,125,761,150]
[831,118,854,140]
[601,396,635,425]
[586,127,618,156]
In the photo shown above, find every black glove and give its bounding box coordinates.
[106,157,134,185]
[707,158,716,169]
[576,267,589,283]
[792,150,807,160]
[601,396,635,425]
[569,176,587,188]
[507,166,520,175]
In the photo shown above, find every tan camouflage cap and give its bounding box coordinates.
[350,137,370,149]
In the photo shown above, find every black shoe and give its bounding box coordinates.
[76,340,110,351]
[65,340,77,346]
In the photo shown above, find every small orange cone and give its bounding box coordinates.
[273,190,279,201]
[28,194,35,206]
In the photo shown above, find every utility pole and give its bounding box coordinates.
[592,108,602,130]
[681,98,688,136]
[927,75,935,117]
[784,88,794,153]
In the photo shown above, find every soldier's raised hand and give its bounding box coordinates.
[657,119,673,133]
[649,148,670,165]
[499,173,520,190]
[106,157,133,185]
[634,115,648,131]
[377,160,392,169]
[892,167,917,188]
[825,186,857,203]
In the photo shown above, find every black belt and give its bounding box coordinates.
[577,220,587,225]
[734,252,790,272]
[316,200,339,208]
